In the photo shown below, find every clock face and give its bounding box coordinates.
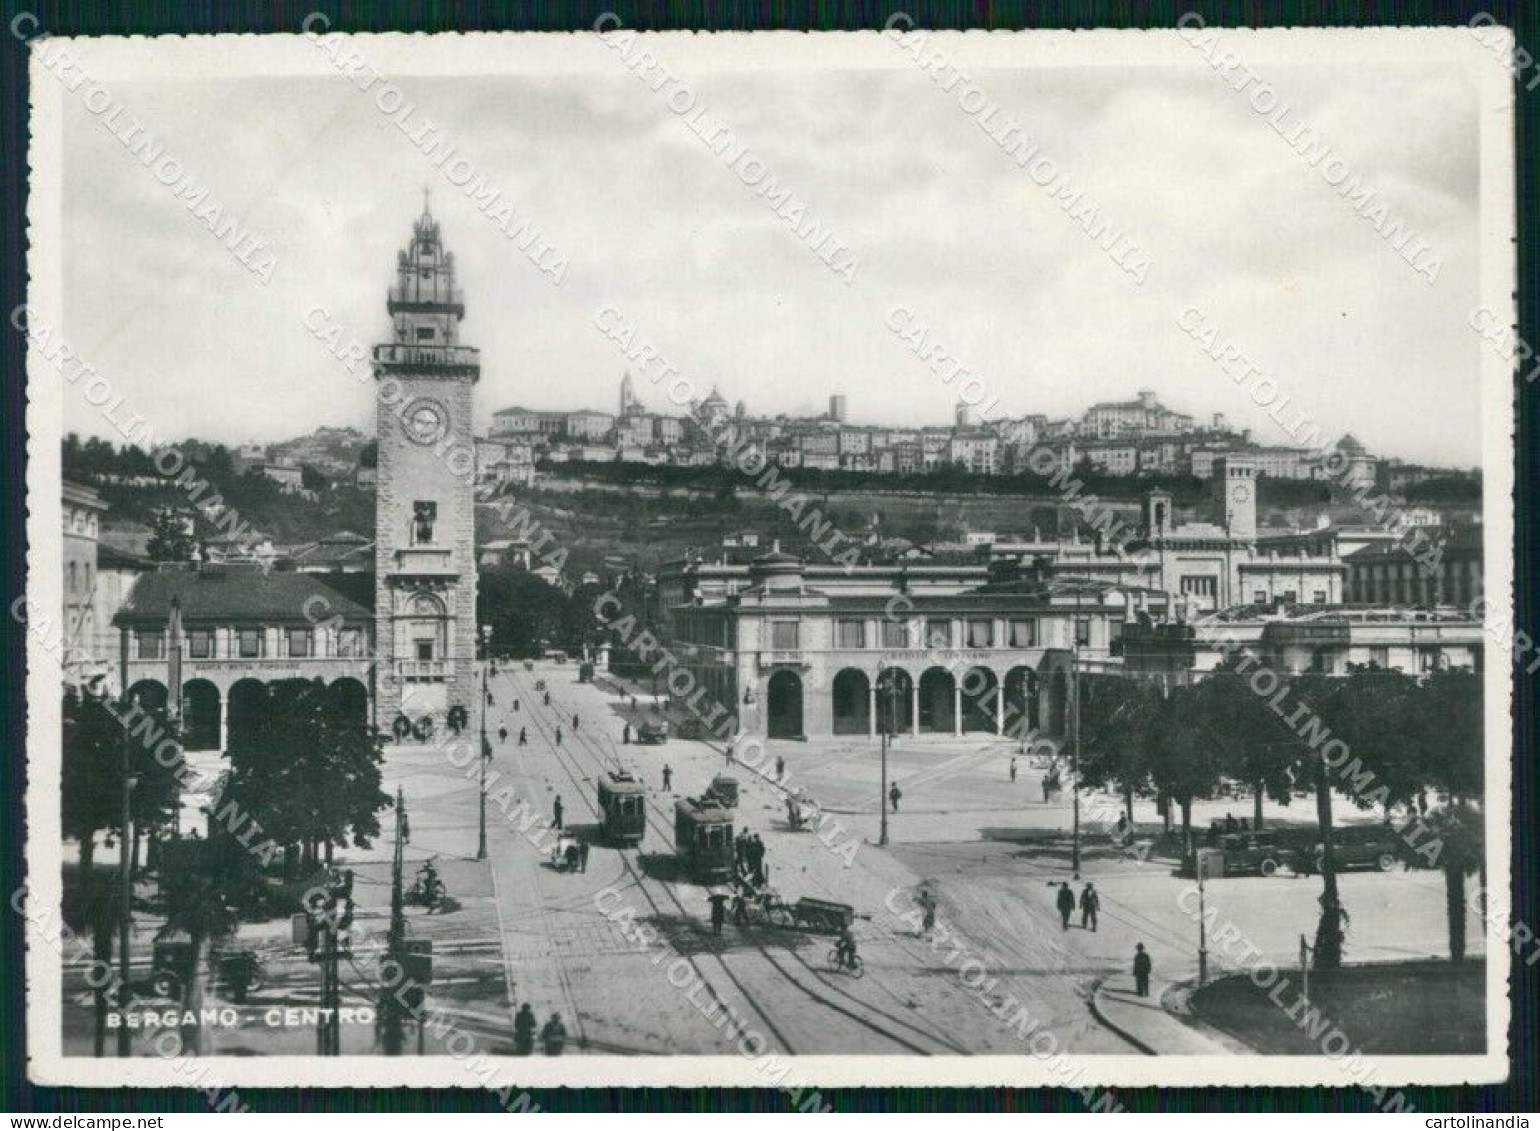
[404,399,448,445]
[1231,483,1251,503]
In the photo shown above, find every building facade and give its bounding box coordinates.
[63,481,107,687]
[113,566,374,751]
[373,201,480,734]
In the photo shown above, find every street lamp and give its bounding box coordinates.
[477,624,492,861]
[877,663,898,848]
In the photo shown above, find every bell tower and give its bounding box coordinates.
[1213,454,1257,541]
[373,194,480,736]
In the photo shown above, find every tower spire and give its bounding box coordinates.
[422,185,431,217]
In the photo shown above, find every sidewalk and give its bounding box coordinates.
[1090,973,1249,1055]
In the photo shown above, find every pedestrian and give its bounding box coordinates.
[486,690,495,707]
[513,698,520,712]
[1009,756,1017,783]
[518,727,528,745]
[1238,817,1250,832]
[544,692,550,706]
[889,783,902,813]
[1115,813,1129,843]
[1133,943,1152,997]
[513,1003,536,1055]
[622,722,631,744]
[1225,812,1238,832]
[1055,882,1075,931]
[732,890,748,925]
[578,839,590,873]
[541,1012,568,1056]
[662,764,673,791]
[775,755,786,781]
[555,727,563,746]
[709,892,727,936]
[917,888,936,936]
[553,796,564,831]
[499,725,508,745]
[1080,882,1100,932]
[573,713,580,731]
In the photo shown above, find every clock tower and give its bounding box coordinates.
[1212,454,1257,541]
[373,196,480,736]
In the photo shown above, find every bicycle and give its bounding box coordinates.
[826,946,865,978]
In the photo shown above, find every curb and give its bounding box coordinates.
[1087,975,1157,1056]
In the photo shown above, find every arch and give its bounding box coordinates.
[226,678,267,756]
[181,679,222,751]
[126,679,168,714]
[831,668,870,736]
[875,668,913,735]
[917,667,956,734]
[766,670,803,740]
[1003,666,1040,736]
[960,666,999,734]
[327,677,370,732]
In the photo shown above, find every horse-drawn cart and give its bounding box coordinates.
[790,897,855,934]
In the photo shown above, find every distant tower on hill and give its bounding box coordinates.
[619,371,639,415]
[955,400,977,428]
[829,394,848,423]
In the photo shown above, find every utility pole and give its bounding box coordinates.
[116,627,134,1058]
[477,624,491,861]
[1069,651,1081,880]
[382,789,408,1055]
[878,666,889,848]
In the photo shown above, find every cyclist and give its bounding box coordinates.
[835,924,858,971]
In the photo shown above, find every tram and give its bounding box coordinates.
[597,770,647,847]
[673,795,735,882]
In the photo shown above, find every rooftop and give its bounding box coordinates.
[114,567,372,626]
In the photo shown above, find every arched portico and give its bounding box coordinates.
[831,668,870,736]
[918,667,957,735]
[767,669,804,739]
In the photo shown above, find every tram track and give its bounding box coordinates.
[503,671,798,1055]
[513,670,962,1056]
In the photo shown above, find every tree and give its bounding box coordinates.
[1075,674,1158,824]
[146,509,198,562]
[224,680,389,877]
[358,440,378,469]
[1411,668,1483,803]
[157,834,257,1055]
[1279,673,1350,969]
[1316,664,1422,821]
[1189,658,1297,829]
[1144,685,1224,853]
[300,463,329,492]
[1420,800,1483,963]
[62,688,120,881]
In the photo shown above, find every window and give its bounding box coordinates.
[67,562,77,595]
[84,564,91,590]
[925,619,952,648]
[412,500,437,545]
[287,628,312,658]
[837,619,866,649]
[1008,618,1036,648]
[1369,646,1390,669]
[770,621,799,651]
[1179,576,1217,598]
[1281,590,1298,604]
[1420,648,1441,673]
[1312,590,1328,604]
[188,629,213,659]
[1253,590,1268,605]
[136,630,163,660]
[1075,618,1092,647]
[881,619,908,648]
[415,327,435,341]
[238,628,264,659]
[416,640,435,661]
[339,627,366,657]
[966,619,994,648]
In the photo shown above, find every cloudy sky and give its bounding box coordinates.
[59,46,1485,466]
